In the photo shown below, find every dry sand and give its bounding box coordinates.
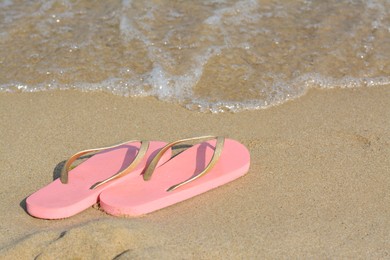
[0,86,389,258]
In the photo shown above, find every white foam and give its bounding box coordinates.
[1,0,390,113]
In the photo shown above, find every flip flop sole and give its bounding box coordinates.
[26,141,169,219]
[99,139,250,216]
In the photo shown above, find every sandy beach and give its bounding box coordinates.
[0,86,389,258]
[1,0,390,258]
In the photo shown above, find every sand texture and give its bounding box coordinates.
[0,86,389,258]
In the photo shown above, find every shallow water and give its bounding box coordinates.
[1,0,389,112]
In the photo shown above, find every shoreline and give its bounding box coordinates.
[1,86,389,258]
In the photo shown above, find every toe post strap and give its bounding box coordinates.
[60,140,149,189]
[143,136,225,192]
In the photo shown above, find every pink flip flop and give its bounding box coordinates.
[26,140,170,219]
[99,136,250,217]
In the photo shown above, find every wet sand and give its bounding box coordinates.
[0,86,389,258]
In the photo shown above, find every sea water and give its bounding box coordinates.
[1,0,389,112]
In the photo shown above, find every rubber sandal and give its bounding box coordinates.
[26,140,171,219]
[99,136,250,216]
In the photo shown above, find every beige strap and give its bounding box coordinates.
[60,140,149,190]
[142,136,225,192]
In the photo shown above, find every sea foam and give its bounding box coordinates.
[0,0,389,112]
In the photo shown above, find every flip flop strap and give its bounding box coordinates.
[143,136,225,192]
[60,140,149,190]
